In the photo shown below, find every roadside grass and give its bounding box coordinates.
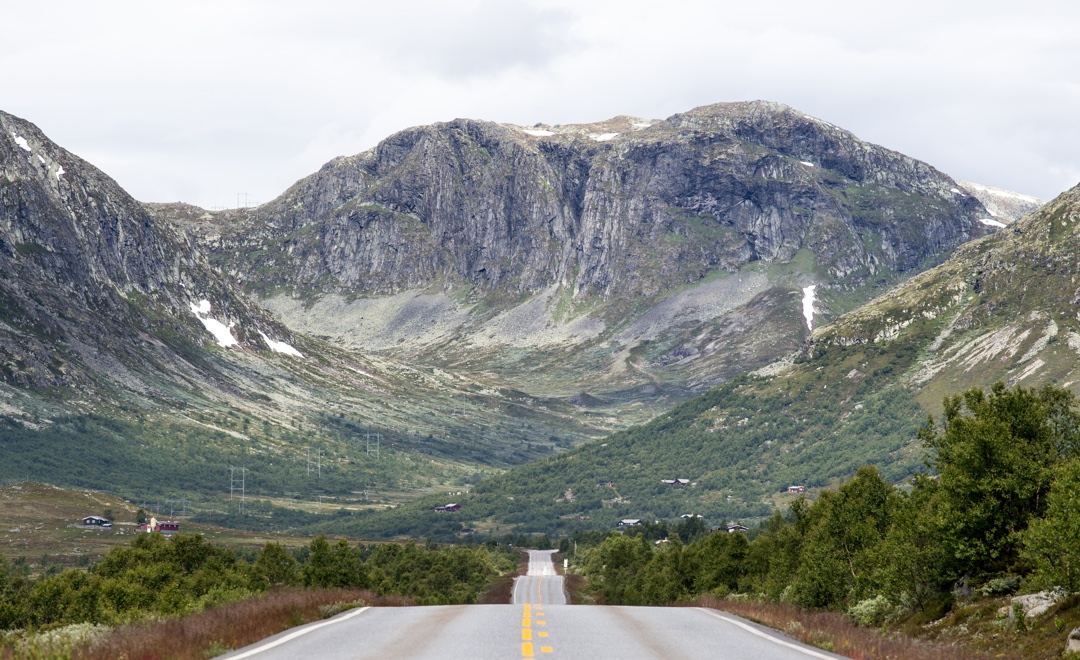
[477,549,528,604]
[1,589,409,660]
[698,595,999,660]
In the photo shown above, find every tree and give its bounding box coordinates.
[254,542,301,588]
[920,383,1080,576]
[1021,459,1080,592]
[303,536,367,589]
[791,466,898,609]
[866,475,950,611]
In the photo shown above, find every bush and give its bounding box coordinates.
[978,575,1021,597]
[847,595,900,627]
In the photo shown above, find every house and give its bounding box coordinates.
[680,513,702,519]
[618,518,642,527]
[434,503,461,512]
[136,519,180,534]
[81,515,111,528]
[597,481,615,488]
[726,523,749,533]
[661,478,691,486]
[787,485,806,493]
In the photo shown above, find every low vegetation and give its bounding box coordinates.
[567,383,1080,656]
[324,332,931,540]
[0,532,517,658]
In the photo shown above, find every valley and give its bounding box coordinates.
[1,100,1071,543]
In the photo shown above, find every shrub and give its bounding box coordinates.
[847,594,900,627]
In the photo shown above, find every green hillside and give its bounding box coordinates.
[321,182,1080,540]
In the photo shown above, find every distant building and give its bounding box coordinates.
[661,479,691,486]
[787,485,806,493]
[136,519,179,535]
[618,518,642,527]
[725,523,749,533]
[434,503,461,512]
[597,481,615,488]
[680,513,702,519]
[81,515,111,528]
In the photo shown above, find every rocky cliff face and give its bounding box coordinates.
[154,101,1008,406]
[182,101,991,302]
[0,112,287,396]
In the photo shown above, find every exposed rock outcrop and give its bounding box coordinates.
[175,101,992,303]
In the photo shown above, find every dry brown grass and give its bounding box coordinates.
[477,548,528,604]
[698,596,1001,660]
[67,589,411,660]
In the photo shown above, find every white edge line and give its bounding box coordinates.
[697,608,836,659]
[226,606,371,659]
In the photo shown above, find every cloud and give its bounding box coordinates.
[368,1,579,79]
[2,0,1078,206]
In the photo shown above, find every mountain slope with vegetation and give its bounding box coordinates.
[0,102,1044,527]
[328,181,1079,539]
[167,100,998,410]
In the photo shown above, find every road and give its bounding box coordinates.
[222,549,842,660]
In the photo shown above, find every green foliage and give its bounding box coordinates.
[864,475,949,611]
[303,536,368,589]
[573,381,1080,629]
[790,466,898,609]
[1021,459,1080,592]
[0,532,513,633]
[921,383,1080,576]
[847,595,900,628]
[254,542,301,588]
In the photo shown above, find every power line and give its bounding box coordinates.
[229,466,246,515]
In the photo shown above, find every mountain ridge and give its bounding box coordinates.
[0,102,1054,530]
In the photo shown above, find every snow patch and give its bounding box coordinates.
[589,132,619,142]
[258,331,304,358]
[632,123,652,130]
[979,218,1008,229]
[962,181,1042,204]
[37,154,46,164]
[800,161,814,168]
[55,166,65,180]
[523,129,554,137]
[950,188,962,194]
[11,133,31,152]
[189,300,238,347]
[801,285,816,331]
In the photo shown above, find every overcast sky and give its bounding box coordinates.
[4,1,1078,209]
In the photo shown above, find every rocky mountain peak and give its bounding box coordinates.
[179,101,994,308]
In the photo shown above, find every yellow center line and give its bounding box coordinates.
[538,631,549,638]
[522,628,532,641]
[541,647,553,653]
[522,641,535,657]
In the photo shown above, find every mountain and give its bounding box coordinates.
[164,100,997,415]
[0,111,594,503]
[0,102,1039,523]
[358,181,1076,540]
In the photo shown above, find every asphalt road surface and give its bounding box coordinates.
[223,549,842,660]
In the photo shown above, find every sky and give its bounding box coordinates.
[3,1,1079,209]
